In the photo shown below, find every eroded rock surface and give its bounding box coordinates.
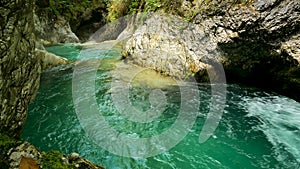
[34,8,79,45]
[0,0,41,138]
[122,0,300,101]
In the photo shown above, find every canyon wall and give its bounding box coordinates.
[122,0,300,101]
[0,0,41,138]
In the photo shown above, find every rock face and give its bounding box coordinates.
[122,0,300,101]
[34,8,79,45]
[0,0,41,138]
[122,14,212,78]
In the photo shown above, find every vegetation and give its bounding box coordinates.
[46,0,254,22]
[0,133,21,168]
[48,0,108,20]
[40,150,75,169]
[107,0,182,21]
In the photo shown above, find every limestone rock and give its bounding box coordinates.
[122,13,212,78]
[34,8,79,45]
[35,49,68,70]
[122,0,300,101]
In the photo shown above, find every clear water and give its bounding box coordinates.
[23,44,300,169]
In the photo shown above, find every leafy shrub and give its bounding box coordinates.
[40,150,74,169]
[49,0,108,20]
[107,0,182,21]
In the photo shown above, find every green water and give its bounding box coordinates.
[23,44,300,169]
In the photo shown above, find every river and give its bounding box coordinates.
[23,43,300,169]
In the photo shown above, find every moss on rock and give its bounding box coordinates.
[40,151,74,169]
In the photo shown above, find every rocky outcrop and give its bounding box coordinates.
[0,0,41,138]
[8,142,104,169]
[8,142,41,169]
[34,8,79,45]
[35,49,68,70]
[121,0,300,101]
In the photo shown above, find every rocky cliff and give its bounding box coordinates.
[121,0,300,101]
[0,1,104,168]
[0,0,41,138]
[34,8,79,45]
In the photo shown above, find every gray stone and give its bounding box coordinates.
[35,49,68,70]
[121,0,300,101]
[34,8,79,45]
[8,142,41,169]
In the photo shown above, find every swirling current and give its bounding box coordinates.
[23,44,300,169]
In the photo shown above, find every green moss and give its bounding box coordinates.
[40,150,75,169]
[107,0,182,21]
[0,133,21,169]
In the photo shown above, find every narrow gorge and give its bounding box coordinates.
[1,0,300,168]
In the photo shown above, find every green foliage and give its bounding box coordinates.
[49,0,108,20]
[48,0,254,23]
[0,133,21,168]
[40,150,74,169]
[107,0,182,21]
[106,0,253,22]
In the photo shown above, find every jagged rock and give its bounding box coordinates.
[35,49,68,70]
[34,8,79,45]
[0,0,41,138]
[8,142,41,169]
[122,0,300,101]
[121,13,214,78]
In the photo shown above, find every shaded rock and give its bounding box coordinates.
[34,8,79,45]
[70,8,107,42]
[35,49,68,70]
[281,33,300,64]
[90,16,128,43]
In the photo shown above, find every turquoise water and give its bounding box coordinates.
[23,44,300,169]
